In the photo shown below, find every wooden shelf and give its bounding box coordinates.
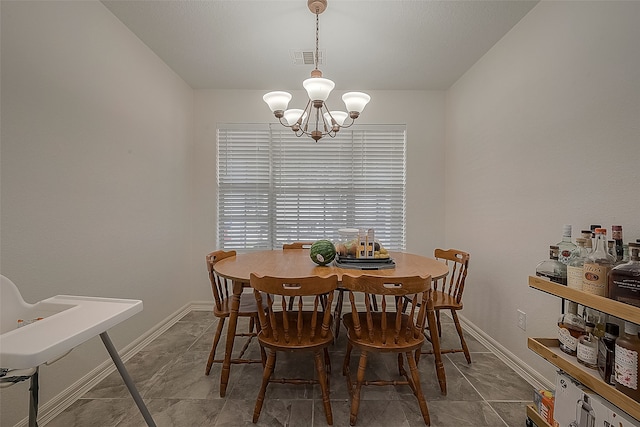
[526,404,551,427]
[528,337,640,421]
[528,276,640,324]
[528,275,640,424]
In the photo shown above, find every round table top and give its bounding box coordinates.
[213,249,449,283]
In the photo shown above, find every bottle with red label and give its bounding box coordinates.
[615,321,640,402]
[556,225,577,266]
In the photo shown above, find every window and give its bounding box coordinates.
[217,123,406,251]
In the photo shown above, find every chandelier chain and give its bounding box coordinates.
[315,11,319,70]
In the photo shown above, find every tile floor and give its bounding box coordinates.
[46,310,533,426]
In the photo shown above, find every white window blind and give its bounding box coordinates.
[217,124,406,251]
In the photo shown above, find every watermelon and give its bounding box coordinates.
[310,240,336,266]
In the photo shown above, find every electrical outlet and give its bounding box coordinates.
[517,309,526,331]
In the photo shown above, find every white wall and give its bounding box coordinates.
[190,89,447,300]
[0,2,194,425]
[445,1,640,382]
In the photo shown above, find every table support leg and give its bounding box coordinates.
[99,332,156,427]
[28,367,39,427]
[220,280,242,397]
[333,289,344,340]
[426,302,447,395]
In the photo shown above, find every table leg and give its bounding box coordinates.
[220,280,242,397]
[100,332,156,427]
[28,367,39,427]
[426,300,447,395]
[333,289,344,340]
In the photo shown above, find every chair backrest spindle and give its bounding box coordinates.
[206,250,237,313]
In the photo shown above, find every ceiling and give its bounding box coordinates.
[101,0,539,91]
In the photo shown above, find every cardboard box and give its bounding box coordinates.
[553,371,640,427]
[553,371,609,427]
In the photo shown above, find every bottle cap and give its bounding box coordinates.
[562,225,572,237]
[612,225,622,231]
[595,228,606,235]
[606,322,620,336]
[624,321,639,335]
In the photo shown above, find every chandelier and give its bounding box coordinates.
[263,0,370,142]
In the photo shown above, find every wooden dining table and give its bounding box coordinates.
[213,249,450,397]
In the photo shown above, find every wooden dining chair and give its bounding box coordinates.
[205,250,261,376]
[421,249,471,363]
[250,273,338,425]
[341,274,432,426]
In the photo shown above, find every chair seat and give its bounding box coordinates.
[432,290,462,310]
[343,312,424,353]
[258,311,334,351]
[213,292,259,317]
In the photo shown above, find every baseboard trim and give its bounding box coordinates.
[457,313,554,391]
[20,302,197,427]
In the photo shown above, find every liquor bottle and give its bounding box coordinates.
[558,301,585,356]
[536,246,567,285]
[615,321,640,402]
[577,322,598,369]
[612,225,624,262]
[556,225,577,265]
[581,229,593,253]
[590,224,601,242]
[608,243,640,307]
[598,322,619,385]
[582,228,615,296]
[567,238,588,291]
[583,306,606,339]
[608,240,617,260]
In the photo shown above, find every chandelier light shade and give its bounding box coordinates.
[302,77,335,102]
[342,92,371,118]
[263,0,370,141]
[263,91,292,118]
[284,109,307,126]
